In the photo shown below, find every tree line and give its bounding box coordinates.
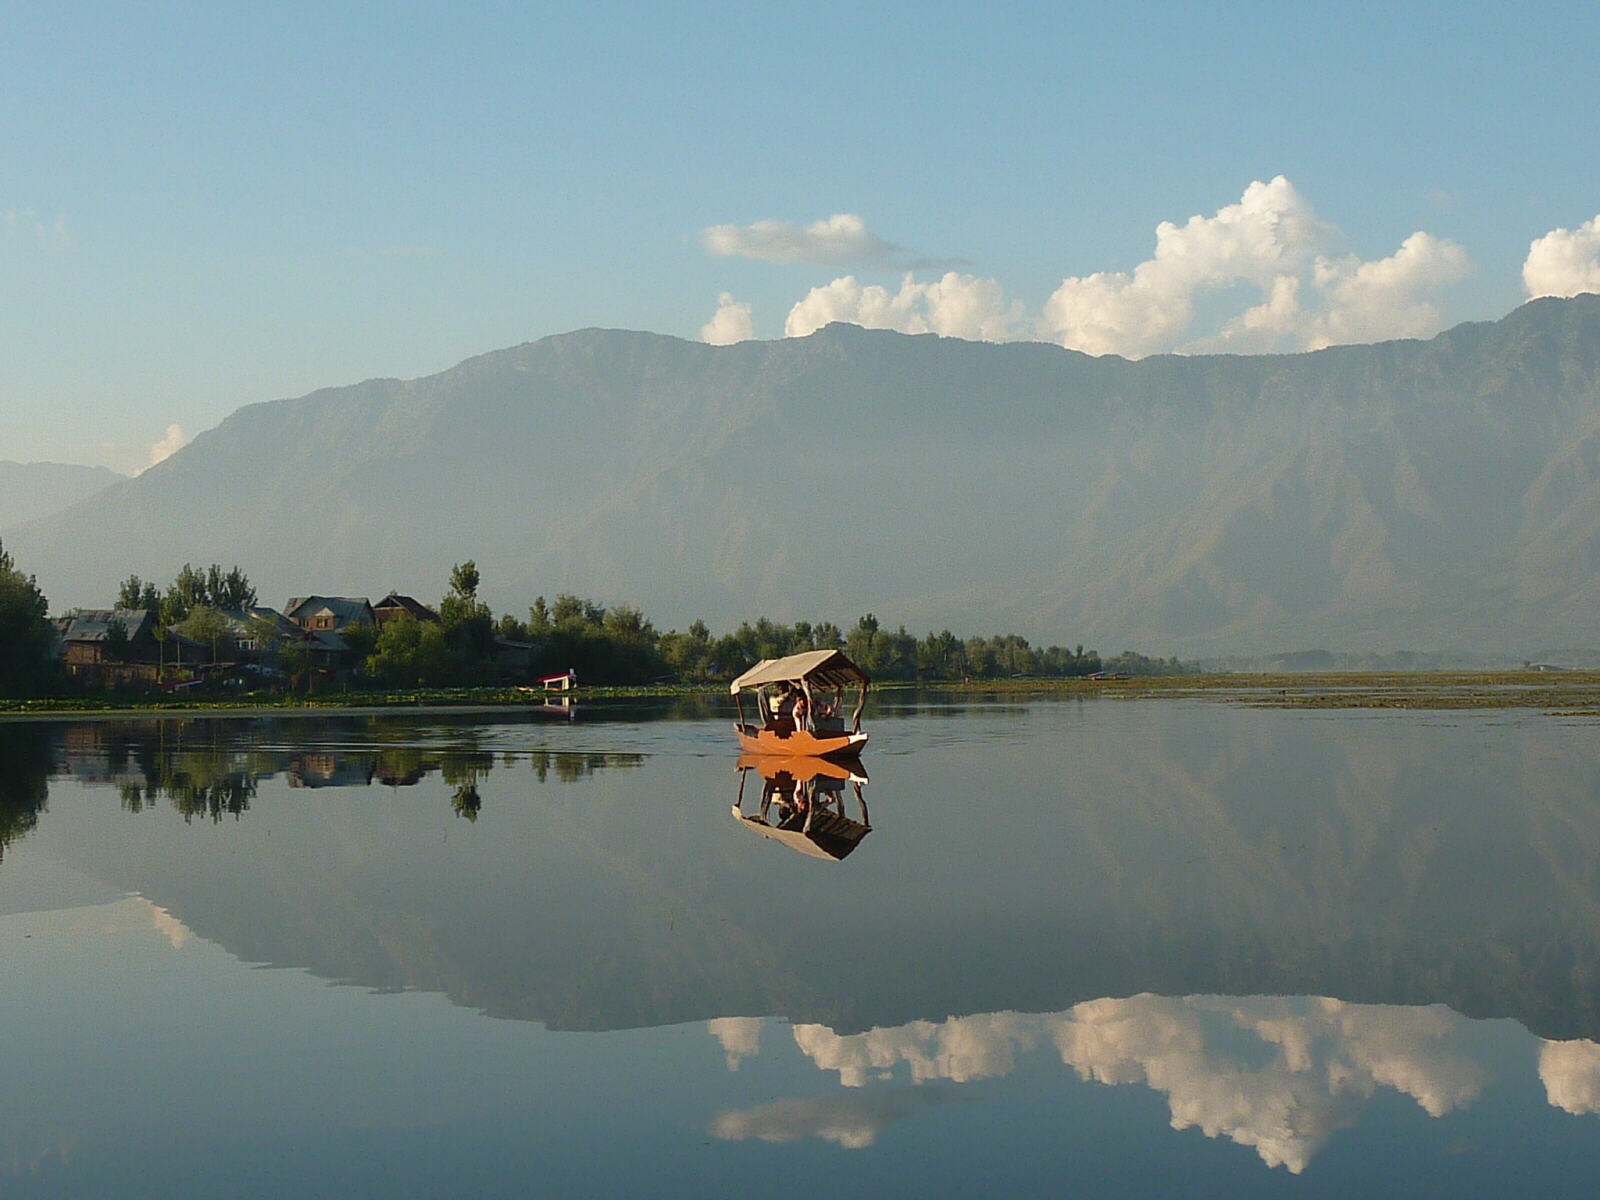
[0,538,1188,697]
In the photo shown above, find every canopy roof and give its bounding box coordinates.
[728,649,869,694]
[733,812,870,861]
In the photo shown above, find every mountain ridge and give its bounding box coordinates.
[9,295,1600,657]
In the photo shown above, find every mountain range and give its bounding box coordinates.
[7,294,1600,657]
[0,461,125,530]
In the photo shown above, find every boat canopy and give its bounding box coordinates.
[728,649,869,694]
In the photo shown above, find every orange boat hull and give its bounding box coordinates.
[735,723,869,760]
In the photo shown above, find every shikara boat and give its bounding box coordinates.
[729,649,870,759]
[732,754,871,861]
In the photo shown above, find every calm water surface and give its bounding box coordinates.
[4,696,1600,1197]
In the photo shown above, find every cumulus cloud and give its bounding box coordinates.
[1301,232,1471,349]
[783,994,1486,1175]
[707,1016,763,1070]
[1054,995,1484,1173]
[1042,176,1328,357]
[702,213,958,271]
[794,1012,1040,1088]
[1523,215,1600,298]
[784,272,1025,341]
[140,424,190,474]
[1042,177,1470,357]
[1539,1038,1600,1114]
[700,292,755,345]
[708,180,1473,354]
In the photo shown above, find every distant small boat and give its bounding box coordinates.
[729,649,870,759]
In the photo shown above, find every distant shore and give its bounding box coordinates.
[6,670,1600,720]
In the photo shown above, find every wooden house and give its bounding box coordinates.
[284,596,376,634]
[374,593,440,625]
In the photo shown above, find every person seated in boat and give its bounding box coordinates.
[792,689,809,732]
[765,682,797,731]
[811,690,845,732]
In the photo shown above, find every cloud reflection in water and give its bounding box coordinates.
[707,994,1592,1173]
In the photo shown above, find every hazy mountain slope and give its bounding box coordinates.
[9,295,1600,655]
[0,461,125,530]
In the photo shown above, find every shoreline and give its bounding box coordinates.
[7,670,1600,720]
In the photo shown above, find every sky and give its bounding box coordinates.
[4,2,1599,474]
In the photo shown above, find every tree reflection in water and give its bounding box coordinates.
[8,718,647,835]
[0,723,55,861]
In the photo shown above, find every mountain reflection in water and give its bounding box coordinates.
[8,698,1600,1193]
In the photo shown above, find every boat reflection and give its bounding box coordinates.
[732,754,871,861]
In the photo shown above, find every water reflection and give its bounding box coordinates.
[732,755,871,861]
[710,994,1600,1173]
[10,701,1600,1194]
[26,716,645,827]
[0,725,51,862]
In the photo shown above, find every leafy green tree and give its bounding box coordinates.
[440,560,494,679]
[0,539,57,697]
[660,619,714,681]
[340,619,378,668]
[366,612,452,687]
[176,605,238,663]
[160,562,255,624]
[206,564,256,612]
[845,613,882,673]
[116,575,162,615]
[278,635,315,692]
[495,612,529,642]
[162,563,210,624]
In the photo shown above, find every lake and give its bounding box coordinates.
[4,695,1600,1197]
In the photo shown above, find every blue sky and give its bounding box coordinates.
[4,2,1599,472]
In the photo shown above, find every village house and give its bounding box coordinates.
[56,608,157,666]
[54,608,163,685]
[373,592,440,625]
[284,596,377,634]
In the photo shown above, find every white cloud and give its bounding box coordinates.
[700,292,755,345]
[3,208,70,247]
[783,994,1485,1175]
[140,424,190,474]
[1539,1038,1600,1115]
[1053,995,1483,1172]
[711,180,1473,356]
[1040,176,1326,357]
[1041,177,1470,357]
[1523,215,1600,298]
[784,271,1024,341]
[702,213,952,270]
[794,1012,1039,1088]
[1302,232,1471,350]
[707,1016,763,1070]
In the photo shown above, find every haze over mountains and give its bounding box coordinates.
[0,461,125,529]
[8,294,1600,658]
